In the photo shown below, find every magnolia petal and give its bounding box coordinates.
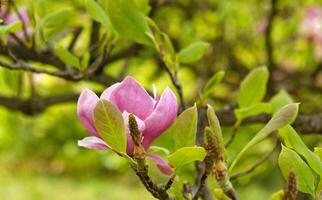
[146,154,173,176]
[109,76,155,120]
[122,111,146,133]
[77,89,99,137]
[101,83,120,100]
[78,136,110,150]
[143,87,178,148]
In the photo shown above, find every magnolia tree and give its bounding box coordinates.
[0,0,322,200]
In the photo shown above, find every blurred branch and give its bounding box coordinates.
[159,59,186,111]
[265,0,278,70]
[0,93,321,135]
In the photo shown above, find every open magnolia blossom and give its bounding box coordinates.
[77,76,178,176]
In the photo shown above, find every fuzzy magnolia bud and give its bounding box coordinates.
[128,114,145,157]
[205,126,224,160]
[206,105,225,151]
[129,114,142,146]
[283,171,297,200]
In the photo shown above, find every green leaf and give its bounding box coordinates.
[55,46,81,68]
[270,90,293,113]
[229,103,299,173]
[168,146,206,171]
[93,99,126,153]
[278,145,315,195]
[280,125,322,177]
[107,0,153,46]
[166,105,198,149]
[238,66,269,108]
[148,146,170,156]
[34,0,48,18]
[214,188,231,200]
[84,0,110,29]
[235,103,272,122]
[177,41,209,64]
[40,8,71,41]
[0,21,23,35]
[133,0,151,15]
[81,52,90,69]
[314,147,322,160]
[202,71,225,98]
[271,190,284,200]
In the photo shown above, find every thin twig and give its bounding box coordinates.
[230,141,279,181]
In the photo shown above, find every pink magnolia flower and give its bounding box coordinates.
[300,6,322,43]
[77,76,178,176]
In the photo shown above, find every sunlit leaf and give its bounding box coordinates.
[270,90,293,113]
[278,145,315,195]
[107,0,153,46]
[165,105,198,149]
[84,0,110,29]
[238,66,269,108]
[280,125,322,177]
[93,100,126,153]
[235,102,272,122]
[168,146,206,171]
[0,21,23,35]
[40,8,71,41]
[202,71,225,98]
[55,46,81,68]
[229,103,299,173]
[177,41,209,64]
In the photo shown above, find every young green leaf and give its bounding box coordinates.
[270,190,284,200]
[165,105,198,149]
[93,100,126,153]
[107,0,153,46]
[238,66,269,108]
[235,102,272,122]
[229,103,299,173]
[270,90,293,113]
[314,147,322,160]
[278,145,315,195]
[55,46,81,68]
[81,52,90,69]
[40,8,71,41]
[202,71,225,98]
[168,146,206,171]
[34,0,48,18]
[0,21,23,35]
[84,0,110,29]
[177,41,209,64]
[280,125,322,177]
[133,0,151,15]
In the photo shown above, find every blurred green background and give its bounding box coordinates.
[1,0,322,199]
